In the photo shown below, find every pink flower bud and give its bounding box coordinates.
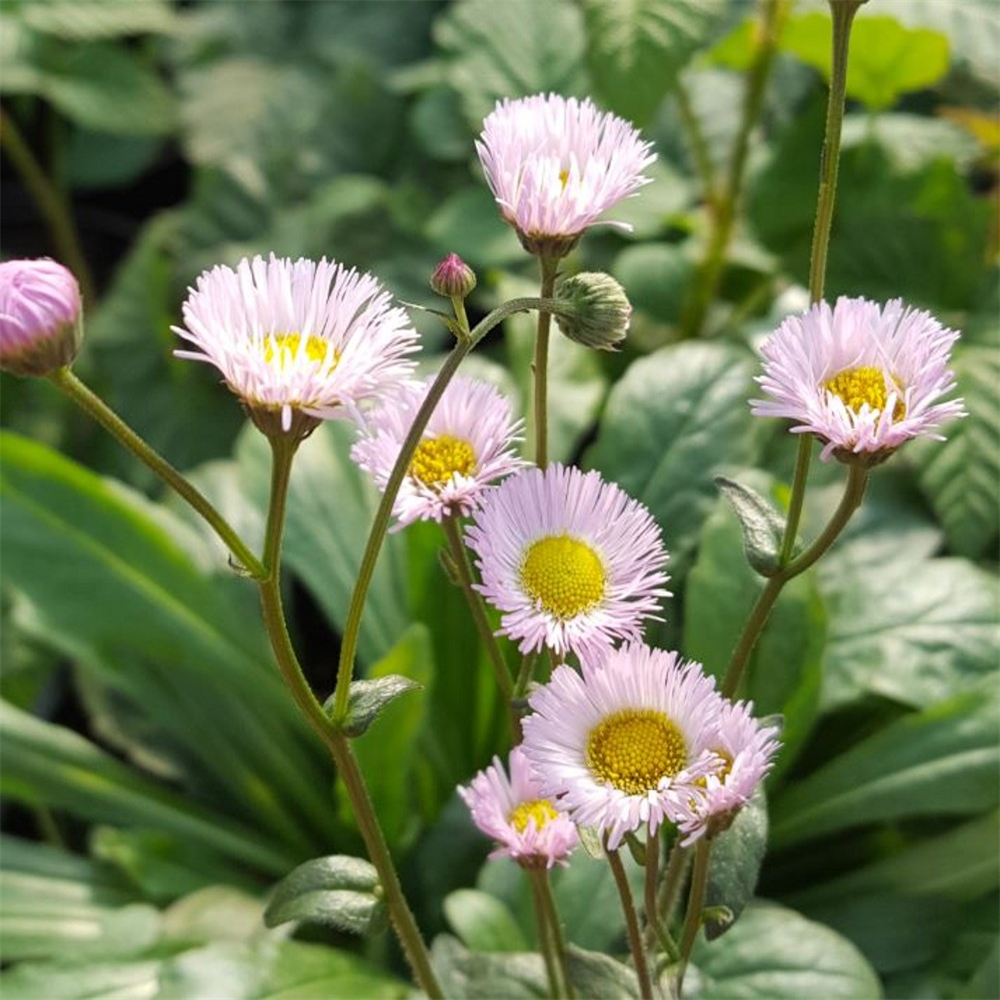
[0,259,83,377]
[429,254,477,299]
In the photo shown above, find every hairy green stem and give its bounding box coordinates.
[442,515,519,740]
[1,109,96,305]
[257,438,443,999]
[329,295,563,724]
[529,868,574,999]
[722,463,869,697]
[47,367,264,578]
[679,0,789,339]
[676,838,711,996]
[674,79,718,210]
[532,257,560,468]
[643,828,679,960]
[608,847,654,1000]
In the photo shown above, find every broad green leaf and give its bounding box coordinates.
[19,0,178,38]
[819,553,999,711]
[0,959,160,1000]
[425,186,525,269]
[704,790,768,941]
[782,12,950,111]
[264,889,384,937]
[0,700,292,877]
[613,243,695,326]
[583,0,726,126]
[684,485,825,776]
[235,421,411,668]
[912,343,1000,560]
[66,130,165,191]
[341,625,434,851]
[789,811,1000,908]
[770,682,1000,848]
[432,935,547,999]
[39,42,177,135]
[0,835,157,963]
[691,900,882,999]
[565,946,640,998]
[434,0,588,127]
[715,476,794,576]
[444,889,528,953]
[0,432,333,851]
[585,342,761,584]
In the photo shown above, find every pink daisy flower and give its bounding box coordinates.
[476,93,656,255]
[465,464,670,660]
[458,746,578,869]
[751,296,965,463]
[174,254,419,438]
[0,258,82,377]
[351,375,526,529]
[678,698,780,846]
[521,643,723,850]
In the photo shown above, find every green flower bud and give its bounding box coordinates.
[554,272,631,351]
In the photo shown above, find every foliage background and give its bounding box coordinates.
[0,1,997,997]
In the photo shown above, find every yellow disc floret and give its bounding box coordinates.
[519,534,606,619]
[262,333,337,371]
[409,434,477,488]
[824,365,905,419]
[586,709,687,795]
[509,799,559,833]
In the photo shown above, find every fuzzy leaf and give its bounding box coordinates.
[715,476,795,576]
[330,675,422,738]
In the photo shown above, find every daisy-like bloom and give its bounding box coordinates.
[174,254,420,439]
[351,375,526,528]
[465,464,670,659]
[458,746,579,869]
[677,698,780,846]
[521,643,724,850]
[0,258,82,377]
[751,296,965,464]
[476,93,656,257]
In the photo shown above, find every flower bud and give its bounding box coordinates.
[553,272,631,351]
[430,254,477,300]
[0,259,83,377]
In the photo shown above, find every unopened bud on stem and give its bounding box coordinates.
[430,254,477,300]
[554,272,631,351]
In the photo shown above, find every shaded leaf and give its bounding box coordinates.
[334,674,422,738]
[715,476,794,576]
[19,0,177,39]
[444,889,527,953]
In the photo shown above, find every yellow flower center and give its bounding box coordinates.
[559,168,570,190]
[824,365,905,419]
[519,534,606,619]
[509,799,559,834]
[408,434,477,488]
[586,709,687,796]
[262,333,338,371]
[696,749,734,788]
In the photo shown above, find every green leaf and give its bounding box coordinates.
[691,900,882,999]
[425,186,525,270]
[341,625,434,851]
[333,675,422,738]
[789,811,1000,909]
[264,871,385,937]
[585,342,761,584]
[715,476,794,576]
[704,790,768,941]
[582,0,725,126]
[444,889,528,953]
[782,12,950,111]
[66,130,165,190]
[819,552,999,711]
[0,700,291,877]
[432,935,548,999]
[613,243,695,325]
[565,946,640,998]
[39,42,177,135]
[770,682,1000,848]
[912,343,1000,560]
[19,0,178,39]
[434,0,588,127]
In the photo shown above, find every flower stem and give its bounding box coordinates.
[656,838,693,937]
[257,438,443,999]
[529,868,574,999]
[532,257,560,469]
[679,0,789,339]
[722,463,869,697]
[608,847,654,1000]
[0,108,96,306]
[676,838,711,997]
[779,0,863,563]
[329,295,563,726]
[442,515,519,740]
[47,367,264,578]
